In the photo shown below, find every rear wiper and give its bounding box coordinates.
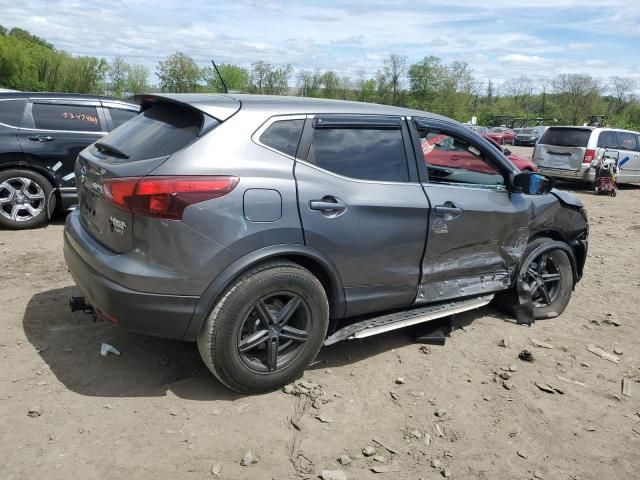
[95,142,129,159]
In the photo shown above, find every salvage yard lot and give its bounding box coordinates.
[1,147,639,480]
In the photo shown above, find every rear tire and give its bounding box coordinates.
[0,169,55,229]
[493,237,573,320]
[197,260,329,394]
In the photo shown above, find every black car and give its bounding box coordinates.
[0,93,138,229]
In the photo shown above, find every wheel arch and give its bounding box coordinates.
[182,245,346,341]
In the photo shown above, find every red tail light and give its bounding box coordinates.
[103,176,239,220]
[583,149,596,164]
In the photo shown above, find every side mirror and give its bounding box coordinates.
[513,171,554,195]
[503,148,512,156]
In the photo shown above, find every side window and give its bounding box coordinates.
[32,103,102,132]
[310,127,409,182]
[417,126,504,188]
[259,119,304,157]
[0,99,26,127]
[109,108,138,128]
[597,131,618,149]
[617,132,638,151]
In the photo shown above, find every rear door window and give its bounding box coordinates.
[259,119,304,157]
[597,131,618,149]
[617,132,638,151]
[310,122,409,182]
[32,103,102,132]
[108,108,138,128]
[539,128,591,147]
[93,102,209,161]
[0,99,26,127]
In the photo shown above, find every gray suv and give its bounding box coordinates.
[64,94,588,393]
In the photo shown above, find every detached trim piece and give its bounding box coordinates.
[324,294,494,346]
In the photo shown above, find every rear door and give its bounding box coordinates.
[534,127,592,170]
[16,100,106,189]
[411,117,530,303]
[616,131,640,181]
[294,115,428,317]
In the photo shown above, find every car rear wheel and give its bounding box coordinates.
[0,169,55,230]
[493,237,573,320]
[197,260,329,393]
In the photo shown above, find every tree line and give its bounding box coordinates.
[2,25,639,130]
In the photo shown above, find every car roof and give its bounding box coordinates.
[0,91,137,107]
[142,93,451,122]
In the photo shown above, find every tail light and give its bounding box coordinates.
[103,176,239,220]
[583,149,596,164]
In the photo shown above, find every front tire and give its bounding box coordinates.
[197,260,329,393]
[0,169,55,229]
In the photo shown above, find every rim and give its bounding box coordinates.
[0,177,45,222]
[524,252,562,307]
[237,291,311,373]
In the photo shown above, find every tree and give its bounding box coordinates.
[408,55,444,110]
[109,57,130,96]
[377,54,407,105]
[202,63,249,92]
[551,73,602,124]
[127,64,149,94]
[156,52,201,93]
[609,76,638,115]
[502,75,534,109]
[250,61,271,93]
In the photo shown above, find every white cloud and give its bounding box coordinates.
[568,42,593,50]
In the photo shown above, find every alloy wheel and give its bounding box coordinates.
[0,177,46,222]
[524,252,562,307]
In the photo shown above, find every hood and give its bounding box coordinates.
[550,188,584,209]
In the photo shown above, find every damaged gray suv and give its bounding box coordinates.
[64,94,588,393]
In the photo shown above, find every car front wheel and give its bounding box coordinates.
[0,169,55,229]
[197,260,329,393]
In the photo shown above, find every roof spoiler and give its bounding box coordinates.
[133,93,241,122]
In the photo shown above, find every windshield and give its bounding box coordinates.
[522,128,536,134]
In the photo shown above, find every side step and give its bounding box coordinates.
[324,295,494,346]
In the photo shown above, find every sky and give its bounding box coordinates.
[1,0,639,90]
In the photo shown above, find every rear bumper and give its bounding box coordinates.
[537,166,595,182]
[58,187,78,211]
[63,220,199,340]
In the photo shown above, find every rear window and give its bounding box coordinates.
[259,119,304,157]
[539,128,591,147]
[94,103,209,161]
[617,131,638,151]
[0,99,26,127]
[32,103,102,132]
[597,131,618,149]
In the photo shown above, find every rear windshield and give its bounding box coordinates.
[539,128,591,147]
[93,102,209,161]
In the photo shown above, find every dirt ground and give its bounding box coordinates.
[1,146,639,480]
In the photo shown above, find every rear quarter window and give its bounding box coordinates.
[539,128,591,147]
[259,119,304,157]
[0,99,26,127]
[108,108,138,128]
[617,131,638,151]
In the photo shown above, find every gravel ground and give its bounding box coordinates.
[1,147,639,479]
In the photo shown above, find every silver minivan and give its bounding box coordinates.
[534,126,640,184]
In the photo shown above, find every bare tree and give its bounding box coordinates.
[551,73,602,125]
[609,76,638,114]
[502,75,534,108]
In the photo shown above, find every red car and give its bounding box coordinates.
[486,127,515,145]
[481,134,537,172]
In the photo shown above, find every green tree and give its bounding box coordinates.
[156,52,201,93]
[127,64,149,94]
[551,73,602,125]
[109,57,130,96]
[202,63,249,92]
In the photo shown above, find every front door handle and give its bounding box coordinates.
[434,202,463,219]
[28,135,54,142]
[309,197,346,213]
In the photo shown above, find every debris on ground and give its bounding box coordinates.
[431,459,442,469]
[316,415,334,424]
[519,350,534,362]
[632,423,640,435]
[509,365,517,372]
[613,348,623,355]
[371,460,400,473]
[395,377,406,385]
[409,429,423,439]
[498,338,510,348]
[320,469,347,480]
[372,455,386,463]
[621,379,631,397]
[586,344,620,364]
[362,446,376,457]
[100,343,120,357]
[534,381,564,394]
[282,379,325,397]
[434,424,444,437]
[210,464,221,476]
[434,408,447,417]
[372,438,401,455]
[556,376,587,388]
[389,391,399,401]
[442,467,452,477]
[419,345,431,355]
[337,455,351,466]
[517,451,528,459]
[27,407,41,418]
[240,451,256,466]
[530,338,554,349]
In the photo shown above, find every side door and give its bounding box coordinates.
[294,114,429,317]
[16,100,107,190]
[615,131,640,182]
[410,117,531,303]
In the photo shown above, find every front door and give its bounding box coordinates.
[295,115,428,317]
[411,118,531,303]
[17,100,106,190]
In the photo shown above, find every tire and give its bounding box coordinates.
[197,260,329,393]
[0,169,55,229]
[493,237,573,320]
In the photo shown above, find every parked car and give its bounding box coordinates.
[0,92,139,229]
[486,126,515,145]
[481,134,538,171]
[514,127,540,146]
[64,94,588,393]
[533,126,640,184]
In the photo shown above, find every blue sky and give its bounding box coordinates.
[1,0,639,91]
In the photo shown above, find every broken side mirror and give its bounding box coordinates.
[513,171,554,195]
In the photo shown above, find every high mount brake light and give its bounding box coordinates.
[102,176,239,220]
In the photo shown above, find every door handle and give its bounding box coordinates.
[434,202,463,219]
[309,197,346,213]
[28,135,54,142]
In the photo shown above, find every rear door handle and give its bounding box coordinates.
[28,135,54,142]
[434,202,463,219]
[309,197,346,213]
